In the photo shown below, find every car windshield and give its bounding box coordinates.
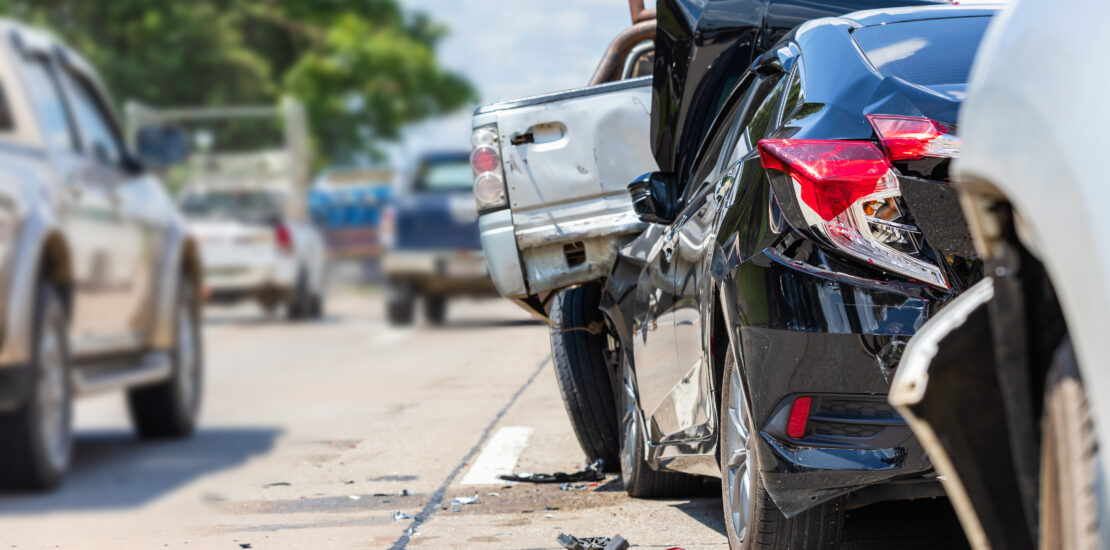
[415,160,472,192]
[852,16,992,86]
[181,189,284,224]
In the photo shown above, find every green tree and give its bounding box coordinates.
[0,0,475,165]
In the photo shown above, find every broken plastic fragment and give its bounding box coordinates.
[556,533,629,550]
[392,510,412,521]
[500,459,605,484]
[451,494,478,505]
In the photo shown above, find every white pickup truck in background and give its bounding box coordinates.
[470,1,656,470]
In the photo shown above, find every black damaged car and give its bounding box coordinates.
[588,5,994,549]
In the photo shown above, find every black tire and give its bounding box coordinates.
[550,284,621,473]
[0,283,72,490]
[616,340,703,497]
[128,279,203,438]
[1039,338,1099,550]
[310,293,325,319]
[286,270,310,321]
[424,296,447,326]
[720,346,843,549]
[386,281,414,326]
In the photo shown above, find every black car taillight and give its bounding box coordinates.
[758,129,954,289]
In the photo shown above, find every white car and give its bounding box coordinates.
[889,1,1109,548]
[182,185,327,319]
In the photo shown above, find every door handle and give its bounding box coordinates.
[510,132,534,146]
[662,228,680,262]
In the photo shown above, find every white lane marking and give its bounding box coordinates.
[461,426,533,485]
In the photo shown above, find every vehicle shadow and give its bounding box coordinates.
[0,426,280,512]
[432,318,545,330]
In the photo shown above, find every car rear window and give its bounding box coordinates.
[852,16,991,86]
[416,160,472,192]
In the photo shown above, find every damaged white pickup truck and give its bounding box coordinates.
[469,2,655,469]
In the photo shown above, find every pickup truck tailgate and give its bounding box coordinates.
[474,76,656,300]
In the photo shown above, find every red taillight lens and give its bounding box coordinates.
[470,146,500,174]
[758,140,891,221]
[275,222,293,253]
[787,396,812,439]
[867,115,960,161]
[758,138,948,288]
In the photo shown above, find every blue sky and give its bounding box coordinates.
[393,0,650,162]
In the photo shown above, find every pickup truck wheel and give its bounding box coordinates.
[286,271,310,321]
[549,284,620,473]
[386,282,415,326]
[1039,338,1099,550]
[617,343,702,497]
[424,296,447,326]
[0,283,72,490]
[128,279,202,438]
[720,346,843,549]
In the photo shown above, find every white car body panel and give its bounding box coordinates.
[956,0,1110,524]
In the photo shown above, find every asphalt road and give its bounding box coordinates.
[0,290,971,549]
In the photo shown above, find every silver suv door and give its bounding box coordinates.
[57,65,148,353]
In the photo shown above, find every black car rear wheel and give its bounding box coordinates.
[720,346,843,549]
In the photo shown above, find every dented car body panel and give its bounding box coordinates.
[473,77,656,313]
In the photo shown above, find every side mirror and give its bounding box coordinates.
[628,172,679,225]
[136,125,189,169]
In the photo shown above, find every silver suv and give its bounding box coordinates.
[0,21,203,489]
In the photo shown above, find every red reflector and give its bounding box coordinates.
[757,139,891,221]
[867,115,952,161]
[470,146,500,174]
[787,396,813,439]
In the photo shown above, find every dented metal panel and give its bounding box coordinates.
[474,76,656,309]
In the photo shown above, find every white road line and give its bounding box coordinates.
[460,426,533,485]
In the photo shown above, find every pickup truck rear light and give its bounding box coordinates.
[758,139,948,289]
[274,222,294,254]
[867,115,961,161]
[470,124,508,211]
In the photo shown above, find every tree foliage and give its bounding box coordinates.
[0,0,475,165]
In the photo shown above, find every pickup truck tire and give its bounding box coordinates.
[0,283,72,490]
[1039,337,1099,550]
[424,296,447,326]
[720,347,842,549]
[550,284,620,473]
[386,281,415,326]
[287,271,311,321]
[128,279,202,438]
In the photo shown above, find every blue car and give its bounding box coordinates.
[381,152,494,325]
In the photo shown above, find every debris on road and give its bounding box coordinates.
[556,533,629,550]
[451,494,479,505]
[238,544,252,549]
[392,511,412,521]
[263,481,291,488]
[348,495,361,501]
[560,483,588,491]
[401,489,411,496]
[500,459,605,484]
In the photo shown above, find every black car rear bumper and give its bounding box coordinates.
[727,248,947,515]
